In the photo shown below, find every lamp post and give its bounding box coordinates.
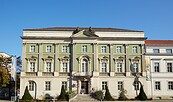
[28,80,37,100]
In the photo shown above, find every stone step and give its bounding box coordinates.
[70,94,99,102]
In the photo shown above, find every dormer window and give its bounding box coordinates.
[166,49,172,54]
[153,49,160,53]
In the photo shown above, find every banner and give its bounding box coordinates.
[11,56,17,81]
[146,57,151,81]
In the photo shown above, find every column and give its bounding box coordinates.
[93,43,99,76]
[125,44,130,76]
[54,43,59,76]
[109,44,114,76]
[141,44,146,76]
[72,43,76,74]
[38,43,42,76]
[21,43,26,76]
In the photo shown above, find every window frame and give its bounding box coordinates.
[101,46,106,53]
[30,45,36,52]
[155,81,161,90]
[167,63,173,72]
[62,81,67,90]
[117,62,123,72]
[116,46,122,53]
[168,81,173,90]
[101,62,107,72]
[62,62,68,72]
[82,45,87,53]
[30,62,35,72]
[46,62,51,72]
[45,81,51,91]
[133,63,138,73]
[166,49,172,54]
[132,46,138,53]
[154,62,160,72]
[29,81,34,91]
[102,81,107,90]
[153,49,160,54]
[118,81,123,90]
[46,45,52,52]
[62,46,68,53]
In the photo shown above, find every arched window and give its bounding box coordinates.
[81,59,88,72]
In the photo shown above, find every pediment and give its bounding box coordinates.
[71,27,99,37]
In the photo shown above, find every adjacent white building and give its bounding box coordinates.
[145,40,173,99]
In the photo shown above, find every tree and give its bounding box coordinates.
[0,67,10,87]
[104,85,114,101]
[57,86,69,101]
[22,86,33,100]
[118,88,128,100]
[136,85,147,100]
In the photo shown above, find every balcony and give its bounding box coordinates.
[73,72,92,77]
[59,72,70,76]
[99,72,109,76]
[42,72,54,76]
[26,72,37,76]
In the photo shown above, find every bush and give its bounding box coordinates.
[104,85,114,101]
[57,86,69,101]
[91,90,103,101]
[21,86,33,100]
[136,85,147,100]
[118,88,128,100]
[44,93,53,100]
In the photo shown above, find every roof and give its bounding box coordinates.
[23,27,143,32]
[145,40,173,46]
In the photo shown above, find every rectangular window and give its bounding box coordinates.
[133,63,138,73]
[62,81,67,89]
[153,49,160,53]
[102,81,107,90]
[167,63,173,72]
[117,62,123,72]
[154,62,160,72]
[62,63,68,72]
[46,46,51,52]
[82,45,87,52]
[46,62,51,72]
[101,46,106,53]
[134,82,139,90]
[155,81,161,90]
[132,46,138,53]
[166,49,172,54]
[118,81,123,90]
[30,45,35,52]
[116,46,122,53]
[62,46,68,53]
[102,62,107,72]
[29,81,34,91]
[45,81,51,91]
[30,62,35,72]
[168,81,173,90]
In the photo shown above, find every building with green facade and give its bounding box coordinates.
[20,27,150,99]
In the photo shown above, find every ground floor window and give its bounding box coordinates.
[155,81,161,90]
[102,81,107,90]
[134,81,139,90]
[62,81,67,89]
[45,81,51,91]
[118,81,123,90]
[29,81,34,91]
[168,81,173,90]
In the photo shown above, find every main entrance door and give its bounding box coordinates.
[81,81,88,94]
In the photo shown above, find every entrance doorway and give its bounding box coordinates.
[81,81,88,94]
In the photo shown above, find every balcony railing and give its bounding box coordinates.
[99,72,109,76]
[59,72,70,76]
[73,72,92,76]
[26,72,37,76]
[42,72,54,76]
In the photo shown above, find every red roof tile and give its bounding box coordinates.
[145,40,173,46]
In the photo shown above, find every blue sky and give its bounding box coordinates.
[1,0,173,56]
